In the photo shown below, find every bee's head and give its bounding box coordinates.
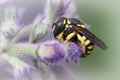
[52,17,67,38]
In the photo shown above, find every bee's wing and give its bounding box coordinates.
[74,27,108,50]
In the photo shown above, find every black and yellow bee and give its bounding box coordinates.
[52,17,107,57]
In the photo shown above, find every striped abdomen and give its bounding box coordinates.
[80,37,94,57]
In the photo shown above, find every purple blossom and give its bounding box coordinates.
[38,40,67,65]
[65,42,85,64]
[0,0,86,80]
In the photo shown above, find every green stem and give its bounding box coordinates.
[7,43,39,58]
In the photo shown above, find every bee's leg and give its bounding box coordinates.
[64,32,76,44]
[81,36,86,41]
[84,40,91,46]
[77,34,84,46]
[56,32,64,42]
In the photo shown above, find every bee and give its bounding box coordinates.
[52,17,107,57]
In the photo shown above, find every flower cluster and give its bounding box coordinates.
[0,0,85,80]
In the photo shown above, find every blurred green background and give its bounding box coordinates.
[70,0,120,80]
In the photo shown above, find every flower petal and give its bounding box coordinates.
[65,42,85,64]
[38,40,67,65]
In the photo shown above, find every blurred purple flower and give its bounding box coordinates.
[0,0,12,6]
[17,0,45,26]
[0,0,85,80]
[51,0,76,22]
[51,65,77,80]
[14,64,32,80]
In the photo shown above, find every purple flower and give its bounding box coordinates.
[65,42,85,64]
[37,41,84,65]
[38,40,67,65]
[0,0,86,80]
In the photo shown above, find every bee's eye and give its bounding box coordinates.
[52,17,67,37]
[52,23,59,37]
[57,22,63,28]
